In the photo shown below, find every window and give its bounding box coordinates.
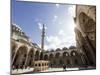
[35,64,37,66]
[39,63,41,66]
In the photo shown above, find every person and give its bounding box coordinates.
[63,64,66,71]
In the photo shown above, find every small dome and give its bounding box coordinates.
[62,47,68,50]
[69,46,76,49]
[12,23,22,32]
[56,48,61,51]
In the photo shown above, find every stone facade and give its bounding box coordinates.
[43,48,84,68]
[11,24,41,69]
[11,24,84,71]
[11,5,96,72]
[74,5,96,67]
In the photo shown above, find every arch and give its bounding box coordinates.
[35,50,40,60]
[49,53,54,60]
[70,51,78,56]
[63,52,69,57]
[49,53,54,67]
[55,52,60,58]
[83,18,95,34]
[79,12,89,32]
[39,63,41,66]
[11,41,17,60]
[88,6,96,21]
[82,45,95,66]
[79,12,95,34]
[44,54,48,60]
[13,46,28,69]
[79,12,88,24]
[40,52,44,60]
[26,48,34,67]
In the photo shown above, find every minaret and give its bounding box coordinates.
[41,24,45,50]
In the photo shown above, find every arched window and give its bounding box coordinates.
[27,48,34,67]
[39,63,41,66]
[79,12,88,24]
[35,50,40,60]
[79,12,89,32]
[35,64,37,66]
[63,52,69,57]
[70,51,78,56]
[40,52,43,60]
[42,63,44,66]
[49,53,54,60]
[55,52,60,58]
[44,54,48,60]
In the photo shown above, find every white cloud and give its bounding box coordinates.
[35,18,42,22]
[38,44,49,50]
[45,29,76,50]
[46,36,61,46]
[58,29,65,36]
[38,23,47,30]
[59,22,63,25]
[54,15,58,19]
[46,35,61,49]
[44,25,47,30]
[55,4,60,8]
[53,15,58,22]
[38,22,42,30]
[68,5,76,17]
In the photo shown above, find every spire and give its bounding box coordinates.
[41,24,45,50]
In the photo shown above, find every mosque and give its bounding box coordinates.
[11,5,96,73]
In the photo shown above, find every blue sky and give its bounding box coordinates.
[12,0,76,50]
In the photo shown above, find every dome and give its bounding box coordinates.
[12,23,22,32]
[56,48,61,51]
[69,46,76,49]
[62,47,68,50]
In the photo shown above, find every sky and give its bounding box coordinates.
[12,0,76,50]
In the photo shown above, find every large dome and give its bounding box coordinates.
[12,23,22,32]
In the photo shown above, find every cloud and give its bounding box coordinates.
[55,4,60,8]
[59,22,63,25]
[46,36,61,46]
[38,22,42,30]
[44,25,47,30]
[54,15,58,19]
[38,23,47,30]
[53,15,58,22]
[38,44,48,50]
[58,29,65,36]
[45,29,76,50]
[68,5,76,17]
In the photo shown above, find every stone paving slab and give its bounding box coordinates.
[12,68,34,74]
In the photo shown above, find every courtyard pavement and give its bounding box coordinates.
[12,67,34,74]
[11,66,95,74]
[12,67,79,74]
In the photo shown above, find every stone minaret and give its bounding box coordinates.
[41,24,45,50]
